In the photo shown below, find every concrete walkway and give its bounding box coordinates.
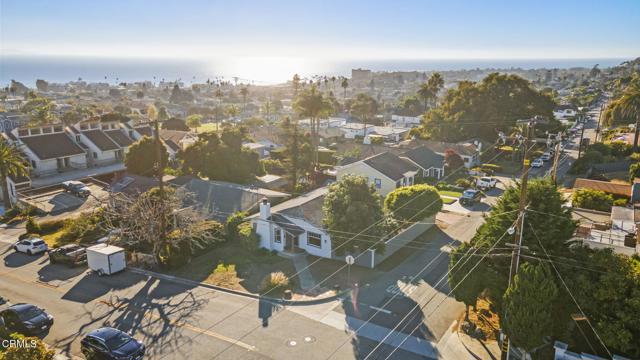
[290,253,317,290]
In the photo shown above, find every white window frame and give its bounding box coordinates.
[307,232,322,248]
[274,228,282,243]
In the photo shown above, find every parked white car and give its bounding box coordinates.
[541,152,552,161]
[476,177,497,190]
[14,238,48,255]
[531,158,544,168]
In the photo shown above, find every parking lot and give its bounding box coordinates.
[19,182,109,215]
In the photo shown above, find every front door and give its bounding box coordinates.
[285,232,298,251]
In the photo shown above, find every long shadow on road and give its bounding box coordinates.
[56,275,207,359]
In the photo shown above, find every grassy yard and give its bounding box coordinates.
[41,228,66,247]
[439,190,463,198]
[441,197,456,204]
[195,123,220,133]
[168,241,296,294]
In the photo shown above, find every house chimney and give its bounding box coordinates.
[260,198,271,220]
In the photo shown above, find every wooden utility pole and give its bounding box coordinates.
[501,120,535,360]
[577,123,586,160]
[551,140,562,184]
[595,103,604,143]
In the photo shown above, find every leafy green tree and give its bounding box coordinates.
[178,127,262,183]
[449,242,487,321]
[563,248,640,357]
[161,117,189,131]
[225,211,247,241]
[396,95,423,117]
[157,106,169,121]
[384,184,442,221]
[502,262,558,354]
[420,73,555,141]
[323,175,384,254]
[572,189,614,212]
[185,114,203,133]
[630,162,640,182]
[21,96,54,124]
[471,178,575,297]
[0,141,29,210]
[280,118,313,189]
[35,79,48,92]
[1,333,55,360]
[125,136,168,176]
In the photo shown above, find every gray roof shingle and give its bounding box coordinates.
[83,130,119,151]
[401,146,444,170]
[19,133,86,160]
[362,152,418,180]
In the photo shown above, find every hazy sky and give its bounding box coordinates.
[1,0,639,60]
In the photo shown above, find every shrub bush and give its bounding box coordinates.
[384,184,443,221]
[37,219,66,234]
[58,210,107,245]
[569,151,604,174]
[238,222,259,251]
[481,164,502,173]
[610,141,632,158]
[572,189,613,212]
[613,198,628,207]
[190,220,226,253]
[208,263,238,288]
[259,271,290,294]
[456,178,473,189]
[26,216,40,234]
[260,159,285,175]
[225,211,246,241]
[629,162,640,183]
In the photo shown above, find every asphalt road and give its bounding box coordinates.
[0,237,430,360]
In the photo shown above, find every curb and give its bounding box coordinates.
[456,329,484,360]
[128,267,348,306]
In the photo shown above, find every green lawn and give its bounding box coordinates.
[438,190,463,198]
[167,241,296,294]
[441,197,456,204]
[195,123,220,133]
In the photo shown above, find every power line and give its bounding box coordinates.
[371,215,521,360]
[527,222,612,358]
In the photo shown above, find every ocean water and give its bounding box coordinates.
[0,55,627,87]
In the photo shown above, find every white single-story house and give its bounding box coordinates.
[339,123,377,139]
[423,140,481,168]
[390,114,421,128]
[336,152,419,196]
[252,187,332,258]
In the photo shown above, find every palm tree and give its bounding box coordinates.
[350,93,378,143]
[417,72,445,112]
[0,141,28,210]
[293,85,332,180]
[292,74,301,96]
[341,77,349,100]
[215,88,224,104]
[225,105,240,126]
[615,78,640,150]
[240,87,249,112]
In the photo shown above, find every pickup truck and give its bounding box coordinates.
[48,244,87,267]
[476,177,497,190]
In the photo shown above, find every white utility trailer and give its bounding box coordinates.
[86,244,126,275]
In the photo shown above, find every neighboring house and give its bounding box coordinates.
[298,117,346,129]
[553,105,578,121]
[6,124,87,177]
[389,114,421,128]
[159,130,197,159]
[243,142,269,158]
[252,187,332,258]
[365,126,410,144]
[575,206,639,256]
[423,140,481,168]
[70,120,125,166]
[554,341,630,360]
[399,145,445,180]
[168,176,290,222]
[336,151,419,196]
[339,123,376,139]
[0,111,29,133]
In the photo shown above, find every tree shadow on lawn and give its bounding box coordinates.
[167,242,297,294]
[56,277,208,359]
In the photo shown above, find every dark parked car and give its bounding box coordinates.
[0,303,54,335]
[48,244,87,266]
[459,189,482,206]
[81,327,145,360]
[62,180,91,198]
